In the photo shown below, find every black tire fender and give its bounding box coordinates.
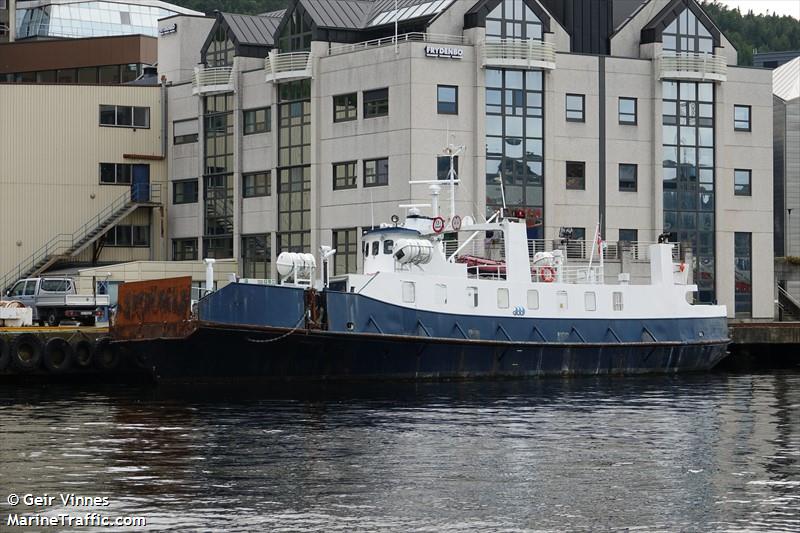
[93,337,119,370]
[43,337,74,373]
[0,337,9,372]
[10,334,44,372]
[73,340,94,368]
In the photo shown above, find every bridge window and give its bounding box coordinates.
[402,281,416,303]
[371,241,379,256]
[584,291,597,312]
[527,289,539,310]
[383,240,394,254]
[497,288,509,309]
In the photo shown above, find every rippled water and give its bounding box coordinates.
[1,372,799,532]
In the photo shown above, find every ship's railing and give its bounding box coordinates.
[328,32,468,56]
[443,238,681,263]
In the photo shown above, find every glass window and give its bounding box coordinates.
[98,163,135,185]
[173,118,199,145]
[364,158,389,187]
[466,286,478,307]
[99,105,149,128]
[99,105,116,125]
[734,232,752,317]
[437,156,458,181]
[23,281,37,296]
[402,281,416,303]
[619,164,638,191]
[40,279,69,292]
[333,228,358,275]
[243,107,270,134]
[437,85,458,114]
[99,65,121,84]
[619,228,638,244]
[619,97,637,124]
[734,105,751,131]
[497,288,510,309]
[241,234,271,279]
[333,93,357,122]
[662,6,714,54]
[243,171,270,198]
[333,161,357,190]
[383,240,393,254]
[566,227,586,259]
[363,88,388,118]
[172,238,198,261]
[133,225,150,246]
[734,169,751,196]
[57,69,76,83]
[527,289,539,310]
[77,67,98,84]
[173,179,199,204]
[566,94,585,122]
[613,291,623,311]
[9,281,26,297]
[566,161,585,190]
[371,241,379,256]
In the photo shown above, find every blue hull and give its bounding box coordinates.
[120,283,731,382]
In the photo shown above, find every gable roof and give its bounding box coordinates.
[464,0,551,33]
[222,12,281,47]
[640,0,722,48]
[774,57,800,101]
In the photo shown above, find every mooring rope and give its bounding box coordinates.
[246,312,308,344]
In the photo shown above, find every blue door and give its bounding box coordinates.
[131,164,150,202]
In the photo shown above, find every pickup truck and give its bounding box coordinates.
[2,277,109,326]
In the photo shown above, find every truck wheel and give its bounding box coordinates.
[73,340,94,368]
[44,338,73,373]
[45,310,60,327]
[0,338,9,371]
[10,334,44,371]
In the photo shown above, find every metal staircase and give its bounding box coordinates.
[777,284,800,321]
[1,183,161,293]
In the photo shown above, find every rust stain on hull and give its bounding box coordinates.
[112,277,195,340]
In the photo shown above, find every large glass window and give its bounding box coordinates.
[172,238,198,261]
[734,169,751,196]
[734,105,751,131]
[204,94,234,174]
[734,232,752,317]
[364,158,389,187]
[278,9,312,51]
[662,6,714,54]
[243,171,270,198]
[485,0,543,41]
[243,107,270,135]
[364,88,389,118]
[662,80,715,302]
[437,85,458,115]
[619,164,638,191]
[242,234,271,279]
[485,68,544,239]
[205,24,235,67]
[333,161,357,190]
[106,225,149,247]
[619,97,637,125]
[173,179,198,204]
[566,162,585,190]
[566,94,585,122]
[332,228,358,276]
[333,93,357,122]
[203,93,234,259]
[99,163,133,185]
[99,105,149,128]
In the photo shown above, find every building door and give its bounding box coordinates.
[131,164,150,202]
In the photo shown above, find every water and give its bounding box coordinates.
[1,372,799,532]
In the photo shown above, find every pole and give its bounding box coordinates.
[394,0,399,55]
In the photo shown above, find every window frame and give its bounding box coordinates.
[734,168,752,197]
[242,171,271,198]
[333,93,358,122]
[333,161,358,190]
[243,107,271,135]
[566,161,586,191]
[99,162,133,185]
[172,238,199,261]
[363,88,389,119]
[734,104,751,132]
[618,97,638,125]
[618,163,638,192]
[363,157,389,188]
[437,85,458,115]
[173,118,199,145]
[173,178,199,204]
[565,93,585,123]
[99,104,150,129]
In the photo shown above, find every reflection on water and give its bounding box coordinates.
[0,373,799,532]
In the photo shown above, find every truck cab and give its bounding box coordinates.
[4,277,108,326]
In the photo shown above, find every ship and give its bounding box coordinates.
[111,178,730,382]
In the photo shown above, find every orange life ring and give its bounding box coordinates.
[540,266,556,283]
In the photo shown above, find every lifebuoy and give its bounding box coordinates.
[540,266,556,283]
[43,337,74,373]
[73,340,94,368]
[0,338,9,372]
[432,216,445,234]
[93,337,119,371]
[10,334,44,372]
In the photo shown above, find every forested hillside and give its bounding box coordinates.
[172,0,800,66]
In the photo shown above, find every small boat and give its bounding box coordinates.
[112,202,729,382]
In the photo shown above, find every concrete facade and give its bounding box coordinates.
[159,0,774,319]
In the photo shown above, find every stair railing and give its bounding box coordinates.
[777,284,800,320]
[1,183,161,293]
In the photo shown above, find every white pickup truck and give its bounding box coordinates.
[2,277,109,326]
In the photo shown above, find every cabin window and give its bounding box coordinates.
[362,241,369,257]
[497,288,510,309]
[467,286,478,307]
[383,240,394,254]
[613,291,623,311]
[435,284,447,305]
[557,290,568,310]
[402,281,416,303]
[527,290,539,310]
[371,241,379,256]
[584,291,597,311]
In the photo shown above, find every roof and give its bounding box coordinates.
[220,12,281,46]
[774,57,800,101]
[290,0,453,30]
[300,0,373,29]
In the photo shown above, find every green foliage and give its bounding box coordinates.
[175,0,286,16]
[701,1,800,65]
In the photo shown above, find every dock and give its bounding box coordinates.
[723,322,800,371]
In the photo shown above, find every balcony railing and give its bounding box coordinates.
[658,52,727,82]
[265,51,313,83]
[481,39,556,70]
[328,32,468,56]
[192,66,234,95]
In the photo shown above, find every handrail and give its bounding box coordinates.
[192,66,234,88]
[481,38,556,69]
[777,284,800,310]
[659,51,727,81]
[1,183,161,292]
[328,32,468,56]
